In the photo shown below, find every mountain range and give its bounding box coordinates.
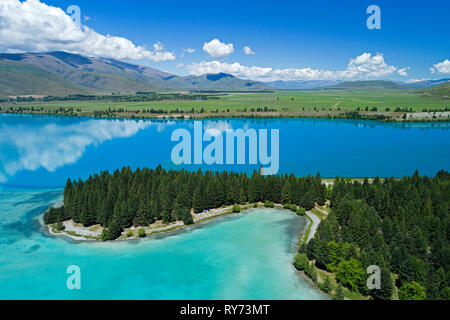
[0,51,449,98]
[0,51,270,97]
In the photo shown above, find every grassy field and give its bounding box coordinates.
[1,89,449,114]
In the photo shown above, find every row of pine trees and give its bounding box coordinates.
[44,165,326,240]
[300,170,449,300]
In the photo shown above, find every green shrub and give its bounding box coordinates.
[336,258,365,292]
[399,281,426,300]
[334,283,344,300]
[232,204,241,213]
[264,200,274,208]
[138,228,146,238]
[126,231,133,237]
[296,207,306,216]
[253,203,258,208]
[290,204,297,212]
[323,275,333,293]
[310,265,318,282]
[326,263,336,272]
[294,253,309,271]
[283,203,291,210]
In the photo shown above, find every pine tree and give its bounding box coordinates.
[301,190,315,210]
[281,181,291,204]
[104,214,122,240]
[371,268,393,300]
[193,184,204,213]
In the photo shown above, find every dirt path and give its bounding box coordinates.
[305,205,330,242]
[305,210,321,243]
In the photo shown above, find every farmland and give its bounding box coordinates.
[1,89,449,121]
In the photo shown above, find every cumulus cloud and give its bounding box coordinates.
[202,39,234,58]
[0,0,175,62]
[430,59,450,74]
[184,53,407,81]
[243,46,255,55]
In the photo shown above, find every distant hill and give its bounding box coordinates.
[264,78,450,90]
[323,80,410,90]
[164,73,269,91]
[0,52,270,97]
[406,78,450,88]
[265,80,342,90]
[424,82,450,98]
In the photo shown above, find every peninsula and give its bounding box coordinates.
[44,167,450,300]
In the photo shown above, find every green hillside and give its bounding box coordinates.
[0,60,87,98]
[0,52,271,96]
[324,80,410,90]
[425,82,450,98]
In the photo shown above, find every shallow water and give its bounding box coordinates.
[0,189,324,300]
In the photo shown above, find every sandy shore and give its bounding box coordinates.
[43,202,324,243]
[44,204,240,242]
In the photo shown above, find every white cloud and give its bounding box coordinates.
[184,53,406,81]
[153,42,164,51]
[406,79,429,83]
[243,46,255,55]
[344,53,398,78]
[430,59,450,74]
[180,47,195,58]
[202,39,234,58]
[397,67,410,77]
[0,0,175,62]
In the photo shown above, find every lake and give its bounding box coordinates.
[0,114,449,299]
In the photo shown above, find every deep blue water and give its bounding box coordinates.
[0,114,448,299]
[0,114,449,188]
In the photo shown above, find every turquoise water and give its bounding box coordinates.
[0,114,449,299]
[0,188,324,300]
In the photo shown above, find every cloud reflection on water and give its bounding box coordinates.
[0,119,154,183]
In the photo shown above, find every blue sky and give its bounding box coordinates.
[1,0,449,81]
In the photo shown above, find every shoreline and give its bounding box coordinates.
[42,200,329,297]
[1,110,450,123]
[43,203,307,243]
